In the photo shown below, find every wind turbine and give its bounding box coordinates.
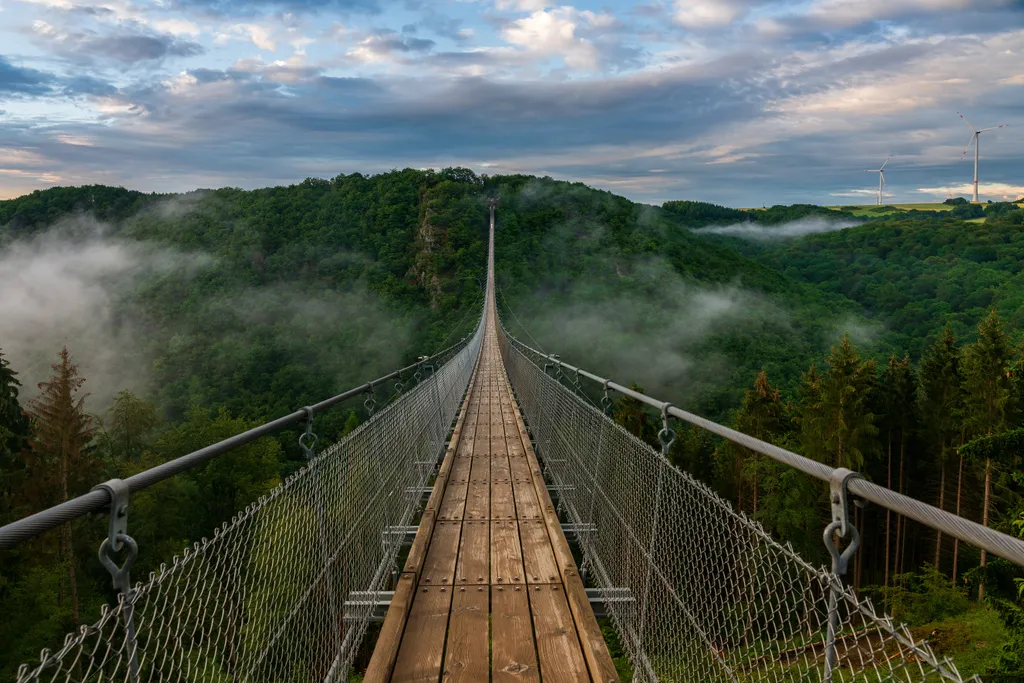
[958,112,1008,203]
[863,157,890,206]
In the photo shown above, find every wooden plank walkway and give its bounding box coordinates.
[365,299,619,683]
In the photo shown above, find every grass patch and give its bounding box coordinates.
[911,604,1007,678]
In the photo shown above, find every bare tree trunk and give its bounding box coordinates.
[893,431,905,581]
[952,455,964,587]
[59,440,80,628]
[737,453,744,513]
[934,454,945,570]
[899,432,908,576]
[979,458,992,601]
[884,433,892,599]
[752,454,759,515]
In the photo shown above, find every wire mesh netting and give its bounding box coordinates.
[498,328,976,683]
[16,321,482,683]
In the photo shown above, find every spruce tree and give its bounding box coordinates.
[962,310,1014,599]
[799,335,878,470]
[878,354,916,589]
[734,369,786,514]
[0,348,31,523]
[27,346,98,628]
[104,390,160,463]
[917,327,964,573]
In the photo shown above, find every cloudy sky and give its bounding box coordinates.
[0,0,1021,206]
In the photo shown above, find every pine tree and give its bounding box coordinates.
[27,347,98,628]
[734,369,786,514]
[104,390,160,463]
[877,354,917,591]
[0,348,32,523]
[799,335,878,470]
[962,310,1014,599]
[341,410,360,438]
[917,327,964,574]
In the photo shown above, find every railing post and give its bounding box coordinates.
[93,478,140,683]
[635,406,675,681]
[299,408,344,682]
[822,468,863,682]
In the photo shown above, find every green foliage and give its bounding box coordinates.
[872,565,970,626]
[963,309,1014,439]
[797,336,878,469]
[918,327,965,459]
[752,214,1024,359]
[0,348,30,524]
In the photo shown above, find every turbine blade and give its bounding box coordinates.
[879,156,890,170]
[958,111,977,132]
[979,124,1008,132]
[960,132,977,160]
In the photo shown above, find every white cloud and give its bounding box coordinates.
[495,0,551,10]
[502,7,600,70]
[52,133,96,146]
[805,0,978,28]
[218,24,276,51]
[673,0,744,29]
[918,183,1024,200]
[151,19,201,38]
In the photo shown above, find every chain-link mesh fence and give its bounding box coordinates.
[15,320,482,683]
[498,328,976,683]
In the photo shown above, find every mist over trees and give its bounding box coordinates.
[1,171,1023,677]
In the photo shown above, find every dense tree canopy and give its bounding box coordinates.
[2,175,1024,677]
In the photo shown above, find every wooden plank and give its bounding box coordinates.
[442,587,489,683]
[490,457,511,481]
[513,478,542,520]
[402,509,436,576]
[519,519,560,584]
[492,586,540,683]
[563,569,621,683]
[509,457,532,482]
[529,584,590,683]
[470,456,490,482]
[490,481,516,521]
[464,480,490,520]
[421,519,462,585]
[438,479,469,521]
[500,372,621,681]
[449,457,472,482]
[391,587,453,683]
[363,572,416,683]
[490,520,524,585]
[490,433,508,456]
[455,520,489,585]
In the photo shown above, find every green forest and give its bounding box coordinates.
[2,170,1024,678]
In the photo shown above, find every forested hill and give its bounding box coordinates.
[0,172,864,421]
[746,215,1024,358]
[4,171,1024,678]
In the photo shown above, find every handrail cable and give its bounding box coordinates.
[501,322,1024,568]
[0,329,478,550]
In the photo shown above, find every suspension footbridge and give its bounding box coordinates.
[3,203,1024,682]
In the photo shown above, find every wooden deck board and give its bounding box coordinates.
[492,586,540,683]
[455,521,489,585]
[442,588,489,683]
[490,520,524,585]
[529,584,591,683]
[390,588,453,683]
[382,291,617,682]
[520,518,560,584]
